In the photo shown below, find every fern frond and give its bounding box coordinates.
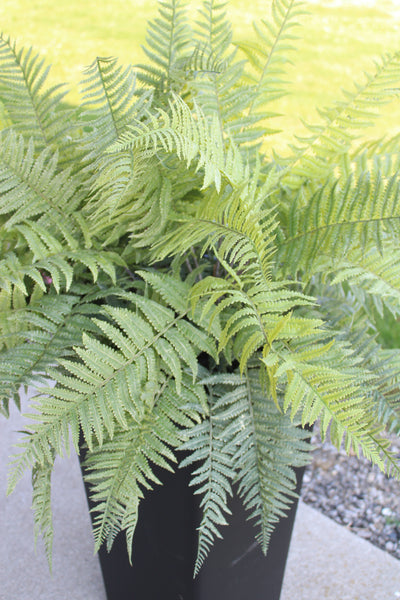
[239,0,305,110]
[237,368,309,552]
[181,368,309,568]
[189,1,239,139]
[0,35,73,151]
[279,339,400,478]
[83,373,203,559]
[0,220,123,295]
[0,291,102,415]
[80,57,150,157]
[326,242,400,317]
[7,294,215,492]
[180,380,235,575]
[278,51,400,187]
[32,457,54,569]
[306,286,400,435]
[201,369,309,553]
[190,1,283,148]
[109,93,226,191]
[78,57,154,219]
[0,130,84,227]
[137,0,191,93]
[276,169,400,275]
[194,1,231,59]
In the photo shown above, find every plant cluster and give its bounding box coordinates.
[1,0,400,575]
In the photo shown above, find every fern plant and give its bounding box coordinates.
[2,0,400,578]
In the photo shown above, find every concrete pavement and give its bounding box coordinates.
[1,390,399,600]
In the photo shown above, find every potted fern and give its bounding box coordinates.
[2,0,400,598]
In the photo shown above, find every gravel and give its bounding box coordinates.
[301,428,400,561]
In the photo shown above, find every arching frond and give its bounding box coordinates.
[239,0,305,110]
[109,94,226,191]
[0,220,123,295]
[0,35,73,151]
[0,291,102,415]
[82,373,204,559]
[276,169,400,276]
[278,51,400,188]
[307,285,400,435]
[7,294,215,492]
[136,0,191,93]
[181,369,309,570]
[278,339,400,478]
[0,130,84,227]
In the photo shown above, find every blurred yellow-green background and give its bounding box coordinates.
[1,0,400,149]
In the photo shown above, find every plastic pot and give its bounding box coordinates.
[80,453,304,600]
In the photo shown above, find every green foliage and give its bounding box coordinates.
[276,51,400,188]
[181,368,310,573]
[239,0,305,109]
[2,0,400,576]
[136,0,191,93]
[0,34,72,151]
[0,289,103,415]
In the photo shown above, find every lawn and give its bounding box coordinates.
[1,0,400,152]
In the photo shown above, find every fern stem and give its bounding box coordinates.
[165,0,179,92]
[95,58,120,140]
[185,257,193,272]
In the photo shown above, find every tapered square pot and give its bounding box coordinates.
[80,454,304,600]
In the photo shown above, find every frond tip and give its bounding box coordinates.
[0,34,72,150]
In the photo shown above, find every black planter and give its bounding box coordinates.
[80,454,304,600]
